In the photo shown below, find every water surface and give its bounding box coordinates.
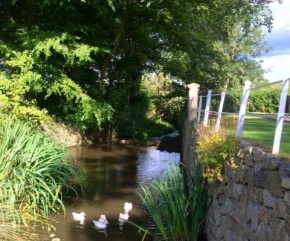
[49,141,180,241]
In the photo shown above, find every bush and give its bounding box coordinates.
[247,87,280,113]
[203,86,281,114]
[196,124,240,183]
[153,96,186,129]
[225,86,281,113]
[116,103,175,140]
[206,90,239,113]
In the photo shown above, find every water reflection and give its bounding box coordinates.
[49,142,180,241]
[137,149,180,182]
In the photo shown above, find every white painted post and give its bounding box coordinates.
[272,78,290,154]
[215,91,226,132]
[197,96,202,123]
[203,90,212,127]
[236,80,252,137]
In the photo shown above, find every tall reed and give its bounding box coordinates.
[139,163,208,241]
[0,116,81,226]
[0,204,46,241]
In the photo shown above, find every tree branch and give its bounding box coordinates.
[100,0,130,84]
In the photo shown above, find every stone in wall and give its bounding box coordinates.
[205,144,290,241]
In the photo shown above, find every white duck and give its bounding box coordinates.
[72,212,86,224]
[92,215,109,229]
[119,212,129,221]
[119,212,129,226]
[124,202,133,213]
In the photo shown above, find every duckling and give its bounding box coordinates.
[72,212,86,223]
[92,215,108,229]
[124,202,133,213]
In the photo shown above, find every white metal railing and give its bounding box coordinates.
[197,78,290,154]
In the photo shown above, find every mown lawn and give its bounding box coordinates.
[242,116,290,154]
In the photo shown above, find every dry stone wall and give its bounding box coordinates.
[205,142,290,241]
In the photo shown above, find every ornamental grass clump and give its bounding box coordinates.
[0,116,81,231]
[139,164,208,241]
[0,204,45,241]
[196,123,240,183]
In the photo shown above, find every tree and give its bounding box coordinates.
[0,0,278,139]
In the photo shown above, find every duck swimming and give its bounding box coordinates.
[124,202,133,213]
[119,212,129,226]
[92,215,109,229]
[119,212,129,221]
[72,212,86,223]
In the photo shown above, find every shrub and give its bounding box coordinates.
[225,86,281,113]
[247,87,280,113]
[203,86,281,114]
[196,124,240,183]
[153,96,187,129]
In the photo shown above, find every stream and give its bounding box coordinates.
[48,140,180,241]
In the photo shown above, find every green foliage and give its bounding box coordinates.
[0,25,112,133]
[207,28,269,90]
[132,117,174,140]
[227,85,281,113]
[153,96,186,128]
[200,89,240,113]
[207,85,281,114]
[109,77,175,139]
[0,116,81,223]
[139,164,208,241]
[143,73,187,129]
[197,124,240,183]
[247,87,280,113]
[0,0,276,139]
[117,102,174,139]
[0,71,49,124]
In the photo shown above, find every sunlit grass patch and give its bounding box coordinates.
[206,114,290,154]
[243,116,290,154]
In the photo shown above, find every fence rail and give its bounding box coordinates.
[197,78,290,154]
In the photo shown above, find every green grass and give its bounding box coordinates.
[211,114,290,155]
[218,114,290,154]
[242,116,290,154]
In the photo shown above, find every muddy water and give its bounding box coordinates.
[49,141,180,241]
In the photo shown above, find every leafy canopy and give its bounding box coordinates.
[0,0,278,136]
